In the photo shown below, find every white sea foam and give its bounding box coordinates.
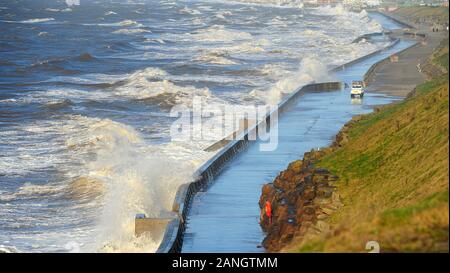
[227,0,304,8]
[113,28,151,34]
[270,16,288,27]
[251,57,335,104]
[311,5,382,34]
[311,4,348,16]
[259,63,290,80]
[0,87,111,107]
[122,67,168,80]
[118,19,142,27]
[215,10,233,20]
[0,120,74,177]
[193,39,268,65]
[49,73,123,85]
[0,0,398,253]
[153,38,166,44]
[45,8,61,12]
[115,77,211,102]
[194,52,238,65]
[26,68,216,106]
[0,183,66,202]
[0,111,214,252]
[0,245,19,253]
[9,66,212,106]
[23,18,55,23]
[43,7,72,13]
[90,19,144,27]
[213,39,269,54]
[105,67,211,103]
[105,11,117,16]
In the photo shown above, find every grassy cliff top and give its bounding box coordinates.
[393,6,449,26]
[431,37,449,73]
[285,39,449,253]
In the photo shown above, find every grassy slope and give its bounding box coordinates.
[393,6,449,25]
[432,37,449,73]
[286,42,449,253]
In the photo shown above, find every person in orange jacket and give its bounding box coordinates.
[265,200,272,225]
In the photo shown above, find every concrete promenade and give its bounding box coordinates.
[366,13,448,97]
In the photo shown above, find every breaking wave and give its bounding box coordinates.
[179,6,202,15]
[0,245,19,253]
[0,0,397,253]
[0,183,66,202]
[117,19,143,27]
[105,11,117,16]
[251,57,335,104]
[0,113,213,252]
[312,5,382,33]
[19,18,55,23]
[194,52,238,65]
[62,115,210,252]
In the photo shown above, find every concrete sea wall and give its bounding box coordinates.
[331,37,400,72]
[140,16,415,252]
[364,34,425,86]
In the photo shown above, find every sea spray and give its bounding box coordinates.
[251,57,335,104]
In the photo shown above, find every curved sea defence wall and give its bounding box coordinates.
[331,37,400,72]
[370,10,416,29]
[364,41,421,86]
[364,33,426,86]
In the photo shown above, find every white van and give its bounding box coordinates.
[350,81,365,98]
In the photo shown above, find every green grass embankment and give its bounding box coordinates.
[285,39,449,253]
[393,6,449,26]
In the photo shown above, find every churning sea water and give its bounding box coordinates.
[0,0,390,252]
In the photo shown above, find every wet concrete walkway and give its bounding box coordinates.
[182,18,416,253]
